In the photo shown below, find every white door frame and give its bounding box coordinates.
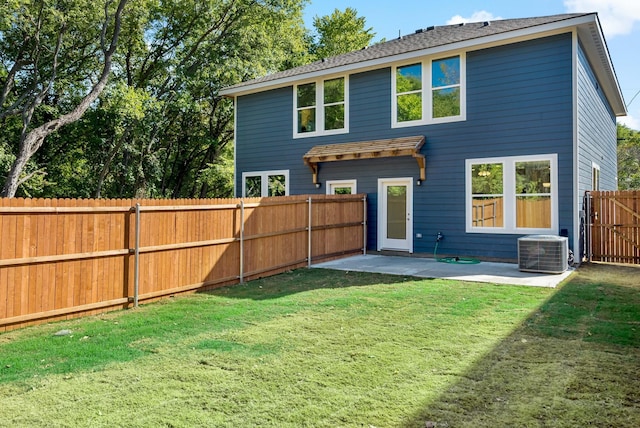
[377,177,413,253]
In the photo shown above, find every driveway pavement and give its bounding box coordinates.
[313,254,574,287]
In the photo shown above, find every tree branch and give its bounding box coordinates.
[1,0,129,198]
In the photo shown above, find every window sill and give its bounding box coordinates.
[392,115,466,128]
[293,128,349,139]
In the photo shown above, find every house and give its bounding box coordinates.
[220,13,627,261]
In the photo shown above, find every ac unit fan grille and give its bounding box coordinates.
[518,235,568,274]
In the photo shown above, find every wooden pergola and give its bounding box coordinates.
[303,135,426,185]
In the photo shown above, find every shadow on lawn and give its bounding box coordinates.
[400,263,640,427]
[205,268,415,300]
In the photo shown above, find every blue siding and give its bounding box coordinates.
[235,33,576,261]
[576,41,617,194]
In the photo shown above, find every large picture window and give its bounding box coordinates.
[393,54,465,127]
[294,76,348,138]
[466,154,557,234]
[242,170,289,197]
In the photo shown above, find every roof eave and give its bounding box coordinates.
[575,18,627,116]
[220,13,626,117]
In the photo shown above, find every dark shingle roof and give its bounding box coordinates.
[221,13,590,94]
[220,12,626,116]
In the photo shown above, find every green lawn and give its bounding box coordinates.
[0,263,638,427]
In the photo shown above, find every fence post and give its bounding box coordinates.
[363,195,367,256]
[586,191,592,262]
[239,200,244,284]
[134,203,141,307]
[308,197,312,267]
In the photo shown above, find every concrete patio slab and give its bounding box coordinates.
[313,254,574,287]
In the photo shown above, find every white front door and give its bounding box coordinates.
[378,178,413,252]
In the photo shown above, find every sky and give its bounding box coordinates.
[302,0,640,130]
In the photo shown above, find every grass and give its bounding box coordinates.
[0,264,638,427]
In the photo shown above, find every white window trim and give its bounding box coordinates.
[391,53,466,128]
[293,76,349,139]
[465,154,558,234]
[326,179,357,195]
[242,170,289,197]
[592,162,600,191]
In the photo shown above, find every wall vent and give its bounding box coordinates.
[518,235,568,274]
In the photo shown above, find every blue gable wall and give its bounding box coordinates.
[576,41,617,192]
[236,33,576,260]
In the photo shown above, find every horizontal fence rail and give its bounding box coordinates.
[0,195,366,331]
[587,190,640,264]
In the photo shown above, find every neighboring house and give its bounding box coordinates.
[220,13,626,261]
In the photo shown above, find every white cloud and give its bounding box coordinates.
[618,113,640,130]
[446,11,503,25]
[564,0,640,37]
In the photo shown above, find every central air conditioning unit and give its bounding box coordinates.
[518,235,568,274]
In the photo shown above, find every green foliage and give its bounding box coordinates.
[617,123,640,189]
[1,0,310,198]
[194,142,234,198]
[472,163,503,194]
[310,7,375,60]
[432,88,460,118]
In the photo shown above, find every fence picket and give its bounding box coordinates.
[0,195,365,330]
[589,190,640,264]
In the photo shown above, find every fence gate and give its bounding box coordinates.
[586,190,640,264]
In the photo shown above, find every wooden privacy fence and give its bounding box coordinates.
[586,190,640,264]
[0,195,366,331]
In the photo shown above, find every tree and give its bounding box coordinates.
[617,123,640,189]
[310,7,375,60]
[96,0,309,199]
[1,0,310,199]
[0,0,129,197]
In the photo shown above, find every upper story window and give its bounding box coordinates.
[295,76,348,138]
[393,54,465,127]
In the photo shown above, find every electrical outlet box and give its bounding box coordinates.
[416,233,422,238]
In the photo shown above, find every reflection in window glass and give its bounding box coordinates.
[298,109,315,133]
[432,57,460,87]
[471,163,504,227]
[324,78,344,103]
[328,180,356,195]
[467,156,555,232]
[396,64,422,122]
[433,87,460,118]
[243,171,288,197]
[333,187,352,195]
[432,56,460,118]
[516,161,551,228]
[245,176,262,197]
[325,104,344,130]
[324,77,345,131]
[387,185,407,239]
[397,64,422,92]
[268,175,286,197]
[397,93,422,122]
[297,83,316,107]
[297,83,316,133]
